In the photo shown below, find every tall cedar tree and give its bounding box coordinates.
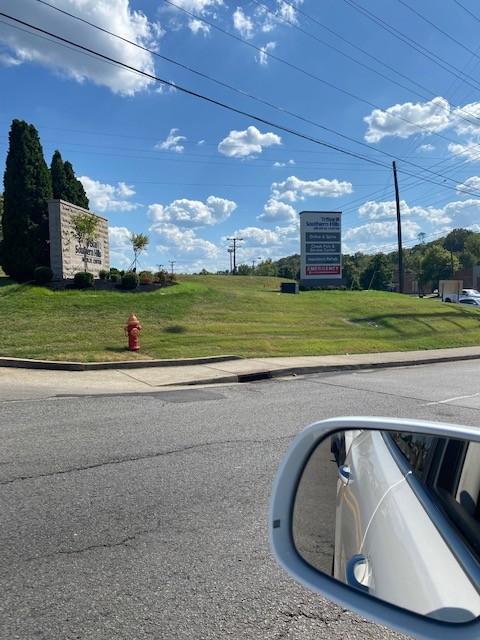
[64,161,89,209]
[50,150,89,209]
[1,120,52,281]
[50,150,67,200]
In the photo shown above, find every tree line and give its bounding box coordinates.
[0,119,88,281]
[210,227,480,291]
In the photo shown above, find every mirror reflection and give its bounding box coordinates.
[292,429,480,623]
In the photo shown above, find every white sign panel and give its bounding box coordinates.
[300,211,342,280]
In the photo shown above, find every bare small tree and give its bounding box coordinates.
[71,213,99,272]
[130,232,149,272]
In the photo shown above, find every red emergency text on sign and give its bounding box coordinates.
[306,265,341,275]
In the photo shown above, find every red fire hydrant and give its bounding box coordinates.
[125,313,142,351]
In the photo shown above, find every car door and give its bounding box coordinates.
[334,430,480,621]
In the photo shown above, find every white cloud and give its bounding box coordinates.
[457,176,480,194]
[197,139,205,145]
[273,158,295,167]
[276,0,303,23]
[0,50,21,66]
[417,143,435,153]
[452,102,480,137]
[79,176,139,212]
[230,224,297,246]
[148,195,236,227]
[272,176,353,202]
[344,220,422,249]
[171,0,223,12]
[153,223,219,260]
[225,223,299,263]
[258,198,297,222]
[257,41,276,65]
[155,128,187,153]
[443,199,480,228]
[233,7,254,39]
[218,125,281,158]
[188,18,210,34]
[109,226,133,267]
[364,97,451,143]
[0,0,163,95]
[359,199,451,225]
[448,142,480,162]
[109,226,132,248]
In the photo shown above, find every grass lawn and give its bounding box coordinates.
[1,274,480,362]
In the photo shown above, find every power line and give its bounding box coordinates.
[2,10,388,171]
[396,0,480,61]
[277,0,480,131]
[342,0,480,93]
[4,11,480,201]
[452,0,480,23]
[164,0,480,141]
[21,3,480,191]
[34,0,476,157]
[249,0,429,101]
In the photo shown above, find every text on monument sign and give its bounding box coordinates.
[300,211,342,279]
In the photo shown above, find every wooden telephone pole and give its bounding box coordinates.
[392,161,404,294]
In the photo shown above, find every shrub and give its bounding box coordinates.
[74,271,94,289]
[110,272,120,283]
[121,271,139,290]
[99,269,109,280]
[139,270,153,285]
[155,270,169,285]
[34,266,53,284]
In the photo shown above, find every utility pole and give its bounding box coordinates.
[252,256,261,270]
[392,161,404,294]
[169,260,176,276]
[227,237,243,274]
[157,263,163,272]
[227,247,234,274]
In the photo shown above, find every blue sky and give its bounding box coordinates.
[2,0,480,272]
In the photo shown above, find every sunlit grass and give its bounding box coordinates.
[1,274,479,361]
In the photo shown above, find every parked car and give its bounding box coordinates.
[444,289,480,303]
[459,297,480,306]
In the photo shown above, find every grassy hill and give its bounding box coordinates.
[1,275,480,362]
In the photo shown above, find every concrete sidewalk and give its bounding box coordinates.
[2,345,480,400]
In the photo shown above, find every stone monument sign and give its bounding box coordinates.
[48,199,110,280]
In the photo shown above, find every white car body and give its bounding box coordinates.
[459,297,480,306]
[334,430,480,622]
[444,289,480,303]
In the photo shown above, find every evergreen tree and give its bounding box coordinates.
[50,149,67,200]
[0,120,52,281]
[50,150,89,209]
[64,161,89,209]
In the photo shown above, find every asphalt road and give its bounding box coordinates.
[2,359,480,640]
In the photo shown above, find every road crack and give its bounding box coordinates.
[25,527,156,562]
[0,435,294,486]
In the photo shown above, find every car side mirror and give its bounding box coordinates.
[269,417,480,640]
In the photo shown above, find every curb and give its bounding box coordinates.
[163,351,480,387]
[0,354,242,371]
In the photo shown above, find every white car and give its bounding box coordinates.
[333,429,480,621]
[444,289,480,303]
[459,297,480,306]
[270,417,480,640]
